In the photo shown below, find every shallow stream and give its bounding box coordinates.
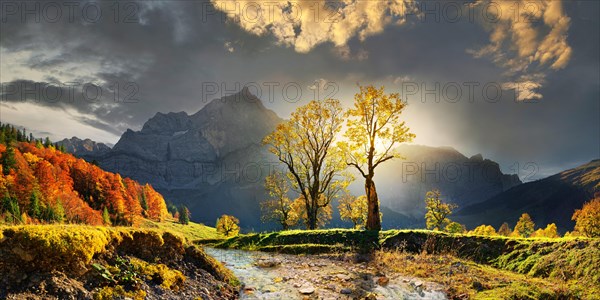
[204,247,447,300]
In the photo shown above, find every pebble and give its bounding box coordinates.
[336,274,351,281]
[412,280,423,287]
[472,281,484,291]
[340,288,352,294]
[255,258,281,268]
[377,276,389,286]
[298,285,315,295]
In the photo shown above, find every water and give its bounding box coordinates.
[204,247,447,300]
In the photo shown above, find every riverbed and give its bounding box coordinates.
[204,248,447,300]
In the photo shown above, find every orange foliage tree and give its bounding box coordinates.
[0,139,168,226]
[572,196,600,238]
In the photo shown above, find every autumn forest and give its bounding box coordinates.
[0,123,169,226]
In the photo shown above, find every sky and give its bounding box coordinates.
[0,0,598,180]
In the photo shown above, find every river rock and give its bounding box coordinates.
[255,258,281,268]
[340,288,352,294]
[12,247,34,262]
[336,274,351,281]
[377,276,389,286]
[472,281,484,291]
[412,280,423,288]
[298,285,315,294]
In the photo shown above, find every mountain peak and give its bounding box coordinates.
[153,111,189,117]
[202,87,265,110]
[141,111,192,134]
[56,137,111,156]
[470,154,484,161]
[190,87,281,126]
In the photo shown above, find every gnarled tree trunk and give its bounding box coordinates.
[365,177,381,231]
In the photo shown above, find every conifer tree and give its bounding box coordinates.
[498,222,512,236]
[514,213,535,237]
[54,200,65,223]
[178,205,190,225]
[29,190,42,219]
[102,207,112,225]
[1,145,16,175]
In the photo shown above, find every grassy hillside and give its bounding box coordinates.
[140,219,223,240]
[0,225,238,299]
[198,229,599,299]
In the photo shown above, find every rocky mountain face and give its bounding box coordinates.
[455,159,600,232]
[56,137,111,157]
[87,88,282,228]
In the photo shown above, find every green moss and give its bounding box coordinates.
[0,225,239,290]
[0,225,121,270]
[93,285,146,300]
[489,238,600,299]
[201,228,381,252]
[474,280,563,300]
[129,257,185,290]
[258,243,349,254]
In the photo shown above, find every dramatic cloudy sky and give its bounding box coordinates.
[1,0,598,179]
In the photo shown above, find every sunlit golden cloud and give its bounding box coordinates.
[210,0,417,53]
[214,0,572,101]
[469,0,572,100]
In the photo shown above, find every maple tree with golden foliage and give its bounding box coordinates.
[340,85,415,230]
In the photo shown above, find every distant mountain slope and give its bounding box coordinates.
[456,160,600,232]
[372,144,521,217]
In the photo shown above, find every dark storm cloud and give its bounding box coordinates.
[0,0,598,176]
[1,0,236,126]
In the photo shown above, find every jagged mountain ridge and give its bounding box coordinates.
[111,87,281,166]
[56,137,111,156]
[455,159,600,232]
